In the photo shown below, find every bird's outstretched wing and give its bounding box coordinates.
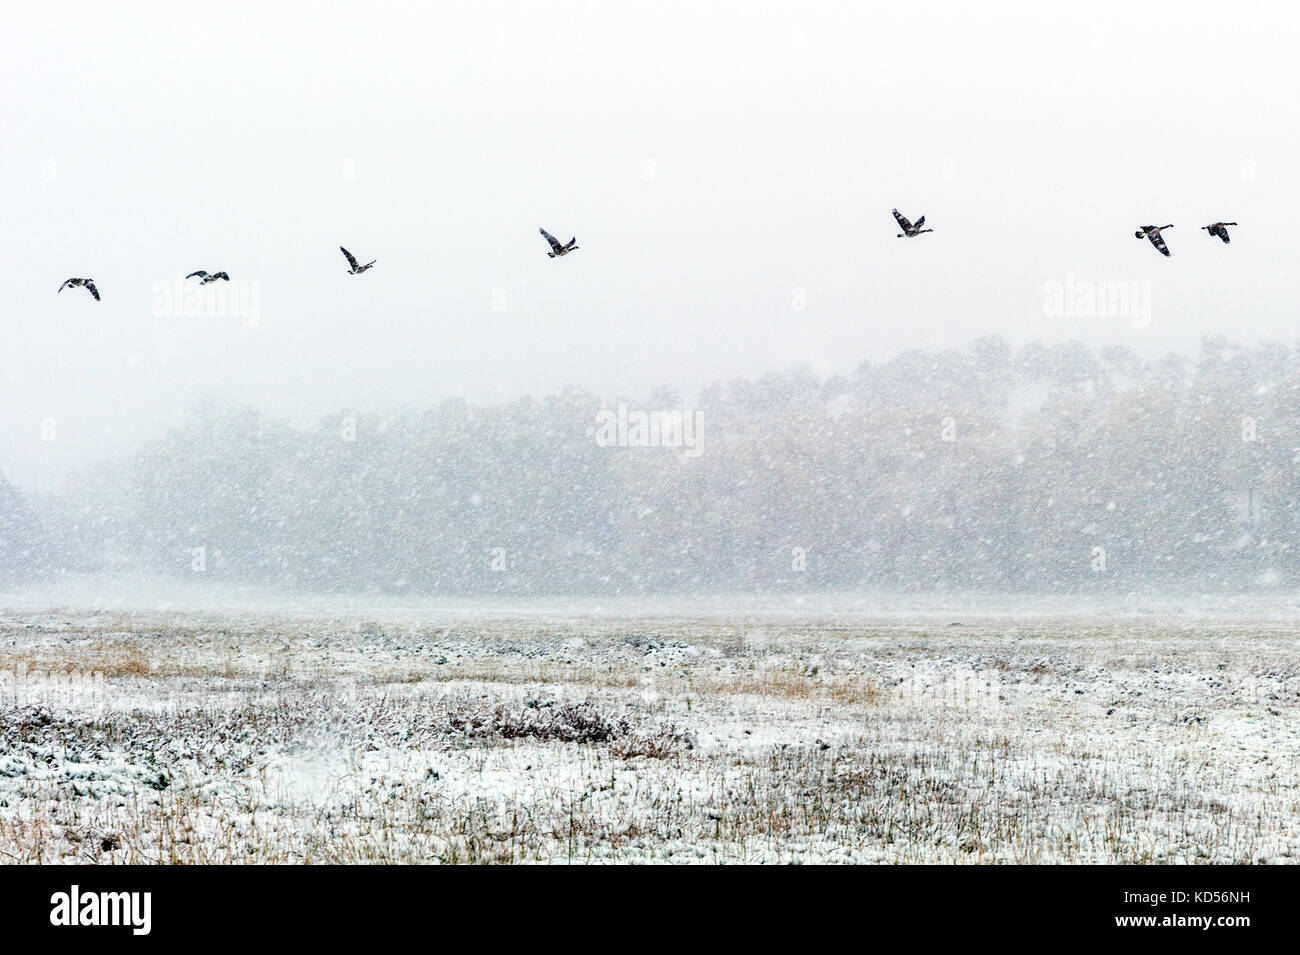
[1146,231,1171,256]
[57,279,71,293]
[186,271,208,280]
[340,246,360,269]
[213,271,230,280]
[913,216,926,230]
[539,228,563,253]
[892,209,913,232]
[1215,225,1231,243]
[84,280,100,300]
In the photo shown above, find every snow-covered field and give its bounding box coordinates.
[1,605,1297,863]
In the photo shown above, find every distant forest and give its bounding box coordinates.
[6,335,1300,595]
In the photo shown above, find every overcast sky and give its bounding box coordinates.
[2,1,1297,489]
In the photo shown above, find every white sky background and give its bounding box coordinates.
[2,1,1297,489]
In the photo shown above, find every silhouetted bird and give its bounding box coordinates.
[186,270,230,284]
[893,209,933,238]
[1135,224,1174,257]
[340,246,376,274]
[539,228,578,257]
[1201,221,1238,244]
[58,278,99,300]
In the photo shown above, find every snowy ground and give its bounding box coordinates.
[1,606,1297,863]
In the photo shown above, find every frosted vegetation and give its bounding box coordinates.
[1,611,1295,863]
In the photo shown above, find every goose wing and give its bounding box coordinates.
[1215,225,1231,243]
[1146,230,1171,256]
[84,280,100,300]
[891,209,913,232]
[539,228,564,254]
[340,246,360,270]
[186,270,208,280]
[212,271,230,280]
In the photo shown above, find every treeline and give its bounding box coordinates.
[0,473,50,587]
[13,335,1300,594]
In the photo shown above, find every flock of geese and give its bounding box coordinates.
[55,214,1236,301]
[893,208,1239,258]
[55,228,579,301]
[1132,222,1238,257]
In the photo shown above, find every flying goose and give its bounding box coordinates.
[186,270,230,284]
[1135,224,1174,257]
[539,227,578,257]
[893,209,933,238]
[1201,221,1238,244]
[57,278,100,300]
[340,246,376,274]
